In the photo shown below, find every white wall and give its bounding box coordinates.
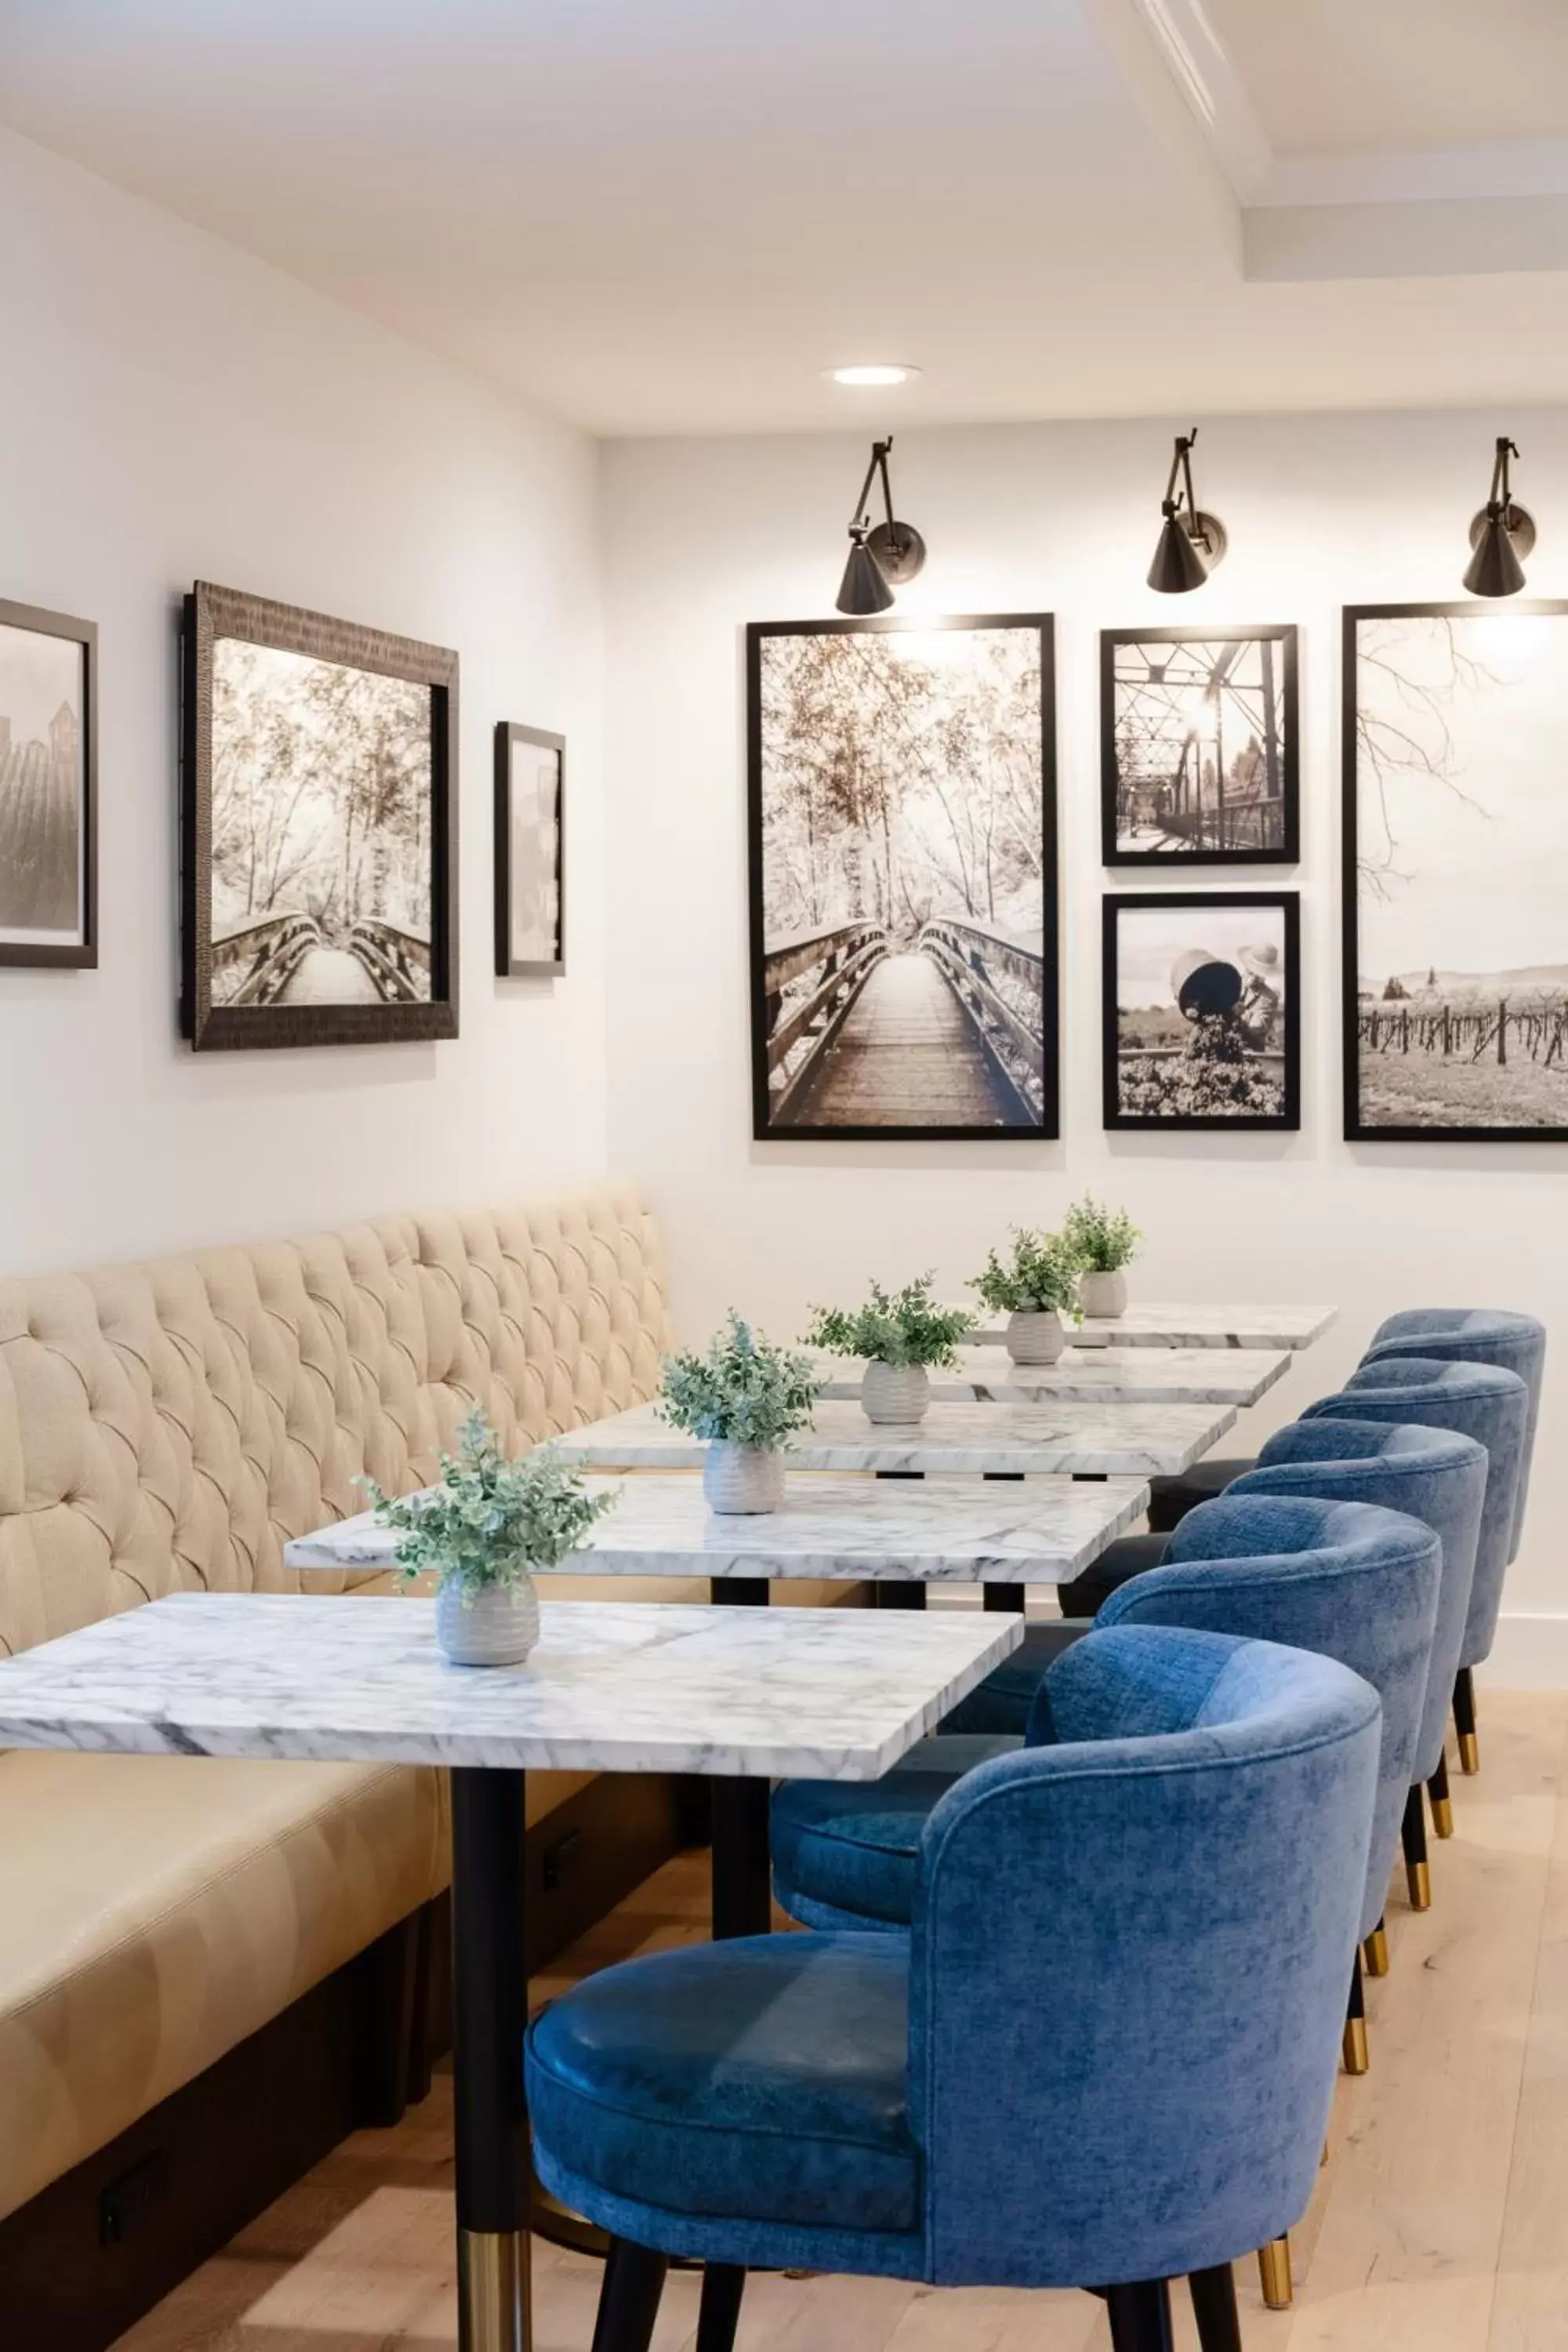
[603,409,1568,1667]
[0,128,608,1272]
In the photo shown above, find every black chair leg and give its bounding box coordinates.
[591,2238,670,2352]
[1454,1665,1479,1774]
[695,2264,746,2352]
[1105,2279,1175,2352]
[1428,1751,1454,1837]
[1188,2265,1242,2352]
[1401,1784,1432,1911]
[1343,1946,1369,2074]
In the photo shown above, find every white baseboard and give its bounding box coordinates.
[1478,1613,1568,1690]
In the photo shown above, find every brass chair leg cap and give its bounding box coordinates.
[1407,1858,1432,1911]
[1459,1732,1480,1775]
[1364,1926,1390,1977]
[1432,1795,1455,1838]
[1342,2016,1370,2074]
[1258,2238,1294,2310]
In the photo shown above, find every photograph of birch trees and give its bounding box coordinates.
[749,617,1054,1138]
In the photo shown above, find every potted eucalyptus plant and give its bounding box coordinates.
[1063,1195,1142,1320]
[363,1409,614,1667]
[971,1227,1082,1364]
[806,1276,973,1425]
[657,1312,818,1513]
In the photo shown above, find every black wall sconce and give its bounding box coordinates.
[1147,429,1228,594]
[836,437,927,615]
[1464,437,1534,597]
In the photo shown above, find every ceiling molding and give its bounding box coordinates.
[1260,136,1568,209]
[1126,0,1272,198]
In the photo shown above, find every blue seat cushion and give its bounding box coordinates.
[771,1736,1018,1926]
[525,1933,920,2233]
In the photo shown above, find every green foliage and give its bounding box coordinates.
[362,1409,612,1595]
[805,1276,974,1370]
[971,1227,1081,1315]
[1062,1195,1142,1273]
[657,1313,818,1449]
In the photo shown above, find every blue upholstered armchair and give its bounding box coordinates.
[1362,1308,1544,1561]
[1301,1356,1528,1773]
[528,1628,1381,2352]
[774,1498,1436,1979]
[1226,1418,1486,1915]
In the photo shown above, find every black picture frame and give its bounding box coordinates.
[180,581,458,1051]
[1103,888,1301,1131]
[494,721,565,978]
[1343,599,1568,1142]
[1101,624,1299,867]
[0,597,97,969]
[746,612,1058,1141]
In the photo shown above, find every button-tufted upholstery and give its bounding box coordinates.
[0,1182,676,2224]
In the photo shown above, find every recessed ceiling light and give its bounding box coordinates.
[826,364,920,388]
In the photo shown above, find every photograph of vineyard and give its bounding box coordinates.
[1346,603,1568,1136]
[1102,626,1297,865]
[748,616,1053,1138]
[1104,891,1299,1131]
[0,615,88,957]
[209,638,436,1010]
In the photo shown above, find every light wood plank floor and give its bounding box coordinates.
[114,1691,1568,2352]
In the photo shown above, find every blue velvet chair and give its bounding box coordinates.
[1142,1304,1543,1548]
[528,1627,1382,2352]
[775,1497,1434,1962]
[1224,1421,1486,1923]
[1299,1357,1528,1777]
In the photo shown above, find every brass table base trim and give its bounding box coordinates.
[458,2227,529,2352]
[1258,2236,1293,2310]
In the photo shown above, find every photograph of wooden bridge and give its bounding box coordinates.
[749,615,1053,1137]
[209,635,436,1008]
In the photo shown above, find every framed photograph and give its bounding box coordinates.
[0,598,96,968]
[747,614,1057,1139]
[1101,625,1298,866]
[181,582,457,1051]
[494,722,564,978]
[1104,890,1300,1130]
[1345,601,1568,1139]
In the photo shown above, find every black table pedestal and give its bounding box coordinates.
[451,1766,532,2352]
[709,1579,774,1936]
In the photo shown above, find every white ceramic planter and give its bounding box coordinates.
[1078,1269,1128,1319]
[1005,1309,1065,1364]
[703,1441,786,1513]
[435,1573,540,1668]
[861,1360,931,1424]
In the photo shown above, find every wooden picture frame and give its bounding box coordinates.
[1343,599,1568,1139]
[494,722,565,978]
[0,597,97,969]
[180,581,457,1051]
[747,612,1058,1140]
[1101,624,1298,867]
[1103,888,1301,1131]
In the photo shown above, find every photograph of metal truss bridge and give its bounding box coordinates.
[1101,625,1298,866]
[748,615,1054,1137]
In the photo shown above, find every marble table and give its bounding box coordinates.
[962,1303,1338,1351]
[0,1592,1019,2352]
[534,1398,1235,1479]
[812,1345,1291,1408]
[288,1469,1152,1588]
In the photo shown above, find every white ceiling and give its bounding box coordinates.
[1,0,1566,434]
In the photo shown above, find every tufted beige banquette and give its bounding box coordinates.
[0,1182,684,2231]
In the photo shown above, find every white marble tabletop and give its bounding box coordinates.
[0,1592,1022,1780]
[959,1304,1338,1352]
[812,1345,1290,1407]
[536,1396,1231,1477]
[289,1469,1150,1583]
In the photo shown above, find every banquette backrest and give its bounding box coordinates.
[0,1184,669,1657]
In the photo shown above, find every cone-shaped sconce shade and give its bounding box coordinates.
[1146,510,1210,594]
[1463,508,1528,598]
[837,533,895,615]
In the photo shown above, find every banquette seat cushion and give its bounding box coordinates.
[0,1183,685,2222]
